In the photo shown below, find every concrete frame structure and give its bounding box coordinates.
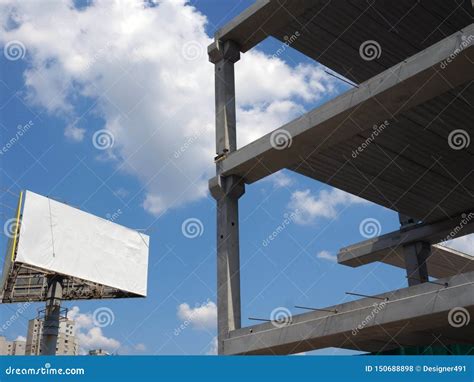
[209,1,474,355]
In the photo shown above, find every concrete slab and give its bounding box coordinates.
[218,26,474,223]
[223,271,474,354]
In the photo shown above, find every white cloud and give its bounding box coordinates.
[266,170,294,188]
[316,250,337,262]
[177,300,217,330]
[64,124,86,142]
[134,343,146,352]
[288,188,368,225]
[206,336,217,355]
[67,306,120,354]
[15,335,26,342]
[0,0,338,216]
[77,327,121,353]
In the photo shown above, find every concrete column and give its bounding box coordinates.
[209,40,240,156]
[41,275,63,355]
[403,242,430,285]
[209,40,243,354]
[210,176,245,354]
[399,214,430,286]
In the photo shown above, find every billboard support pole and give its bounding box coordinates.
[41,275,63,355]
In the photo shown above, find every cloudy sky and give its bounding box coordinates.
[0,0,472,355]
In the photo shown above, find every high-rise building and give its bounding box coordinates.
[25,318,78,355]
[0,336,26,355]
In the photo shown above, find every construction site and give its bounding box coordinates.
[0,0,473,363]
[208,0,474,355]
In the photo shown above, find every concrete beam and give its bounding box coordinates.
[223,271,474,354]
[213,0,311,53]
[217,25,474,184]
[338,212,474,279]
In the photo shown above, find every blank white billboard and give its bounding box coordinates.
[15,191,149,296]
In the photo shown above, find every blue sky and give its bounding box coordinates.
[0,0,434,355]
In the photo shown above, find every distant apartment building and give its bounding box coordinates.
[0,336,26,355]
[26,318,79,355]
[88,349,110,356]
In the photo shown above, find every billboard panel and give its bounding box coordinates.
[14,191,149,296]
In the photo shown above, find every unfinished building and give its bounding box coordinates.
[208,0,474,355]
